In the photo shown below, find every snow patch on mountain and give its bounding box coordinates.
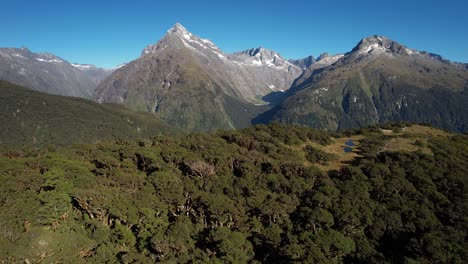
[71,63,94,69]
[125,23,303,105]
[36,58,64,63]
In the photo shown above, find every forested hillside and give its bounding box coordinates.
[0,123,466,263]
[0,81,179,147]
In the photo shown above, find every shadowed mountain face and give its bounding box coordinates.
[289,55,316,70]
[267,36,468,132]
[0,48,112,98]
[94,23,301,132]
[290,52,345,91]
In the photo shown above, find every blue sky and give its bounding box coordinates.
[1,0,467,68]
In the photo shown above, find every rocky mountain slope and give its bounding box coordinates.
[94,23,302,131]
[290,52,344,91]
[0,48,112,98]
[289,55,316,70]
[268,36,468,132]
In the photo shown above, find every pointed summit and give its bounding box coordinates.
[167,22,189,34]
[244,47,265,57]
[351,35,410,56]
[166,22,193,40]
[317,52,330,61]
[240,47,285,60]
[288,55,316,70]
[141,22,224,57]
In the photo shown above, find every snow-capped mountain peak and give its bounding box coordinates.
[351,35,416,56]
[167,22,193,40]
[0,47,113,98]
[98,23,303,116]
[142,23,221,56]
[229,47,297,70]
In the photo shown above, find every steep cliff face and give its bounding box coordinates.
[289,55,316,70]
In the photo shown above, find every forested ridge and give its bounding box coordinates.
[0,80,179,147]
[0,123,466,263]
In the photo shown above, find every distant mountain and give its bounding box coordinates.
[0,48,112,98]
[291,52,344,90]
[0,80,178,147]
[267,36,468,132]
[94,23,302,132]
[8,25,464,133]
[70,63,113,84]
[289,55,316,70]
[227,47,303,98]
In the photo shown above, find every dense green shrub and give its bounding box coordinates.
[0,124,466,263]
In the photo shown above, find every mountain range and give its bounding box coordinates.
[94,23,302,131]
[0,47,112,98]
[267,36,468,132]
[1,23,467,134]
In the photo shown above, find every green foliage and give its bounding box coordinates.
[204,227,254,262]
[36,168,73,225]
[0,123,466,263]
[303,145,338,165]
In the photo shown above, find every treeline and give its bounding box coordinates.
[0,123,466,263]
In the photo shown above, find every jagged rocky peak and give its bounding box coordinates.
[142,22,220,56]
[8,47,65,63]
[0,47,32,60]
[240,47,281,59]
[316,52,330,61]
[0,47,66,63]
[355,36,458,64]
[288,55,316,70]
[16,47,32,56]
[244,47,266,57]
[313,52,344,66]
[167,22,191,36]
[232,47,294,68]
[351,35,413,56]
[0,47,112,98]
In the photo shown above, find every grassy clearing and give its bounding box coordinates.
[294,125,454,171]
[286,135,365,171]
[402,125,451,137]
[378,125,452,155]
[312,135,365,171]
[380,137,432,155]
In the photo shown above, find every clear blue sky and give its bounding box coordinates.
[1,0,467,68]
